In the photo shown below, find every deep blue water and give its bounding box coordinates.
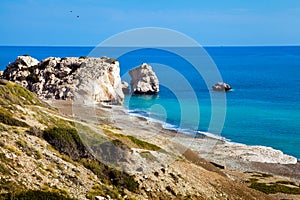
[1,46,299,158]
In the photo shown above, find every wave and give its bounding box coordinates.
[125,107,229,142]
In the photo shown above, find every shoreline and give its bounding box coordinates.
[121,104,298,163]
[48,100,300,181]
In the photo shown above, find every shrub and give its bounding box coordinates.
[0,190,76,200]
[0,110,29,127]
[126,135,160,151]
[80,158,138,192]
[26,126,43,137]
[250,182,300,194]
[43,127,89,160]
[0,80,42,106]
[5,145,22,156]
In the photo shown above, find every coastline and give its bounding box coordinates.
[49,100,300,182]
[106,104,300,182]
[122,104,297,163]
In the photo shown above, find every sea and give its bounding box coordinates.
[0,45,299,159]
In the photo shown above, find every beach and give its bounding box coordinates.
[49,100,300,182]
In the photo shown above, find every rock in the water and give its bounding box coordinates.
[121,81,130,94]
[212,82,231,92]
[129,63,159,94]
[2,56,124,105]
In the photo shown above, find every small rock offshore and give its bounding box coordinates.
[129,63,159,94]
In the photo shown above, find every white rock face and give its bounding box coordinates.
[2,55,124,105]
[212,143,297,164]
[129,63,159,94]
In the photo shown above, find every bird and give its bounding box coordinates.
[77,15,79,18]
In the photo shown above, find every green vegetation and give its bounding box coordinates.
[0,109,28,127]
[4,145,22,156]
[0,81,139,197]
[276,180,298,186]
[139,151,157,162]
[80,158,138,193]
[250,182,300,194]
[40,123,138,193]
[104,130,161,151]
[0,179,19,196]
[86,183,105,199]
[0,190,77,200]
[0,79,42,107]
[0,153,11,175]
[86,183,127,200]
[43,126,89,160]
[251,172,273,178]
[126,135,160,151]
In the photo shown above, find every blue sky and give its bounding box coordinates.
[1,0,300,46]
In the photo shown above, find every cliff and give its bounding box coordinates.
[2,55,124,105]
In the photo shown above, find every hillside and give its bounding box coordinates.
[0,79,282,200]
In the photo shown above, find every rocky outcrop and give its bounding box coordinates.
[2,55,124,104]
[129,63,159,94]
[212,82,232,92]
[121,81,130,94]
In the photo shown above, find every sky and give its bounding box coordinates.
[0,0,300,46]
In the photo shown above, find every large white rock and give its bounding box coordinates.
[129,63,159,94]
[2,56,124,105]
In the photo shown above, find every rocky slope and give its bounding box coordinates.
[0,80,286,199]
[1,55,124,104]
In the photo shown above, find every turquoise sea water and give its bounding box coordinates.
[0,46,299,158]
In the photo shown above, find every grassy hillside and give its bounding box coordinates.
[0,80,138,199]
[1,79,293,200]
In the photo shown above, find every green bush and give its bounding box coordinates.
[80,158,138,192]
[42,125,138,193]
[43,127,89,160]
[250,182,300,194]
[0,80,42,106]
[0,190,76,200]
[126,135,160,151]
[0,109,28,127]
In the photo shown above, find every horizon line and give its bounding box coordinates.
[0,44,300,47]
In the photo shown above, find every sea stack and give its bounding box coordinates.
[212,82,232,92]
[129,63,159,94]
[2,55,124,105]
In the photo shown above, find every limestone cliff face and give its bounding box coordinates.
[129,63,159,94]
[2,55,124,104]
